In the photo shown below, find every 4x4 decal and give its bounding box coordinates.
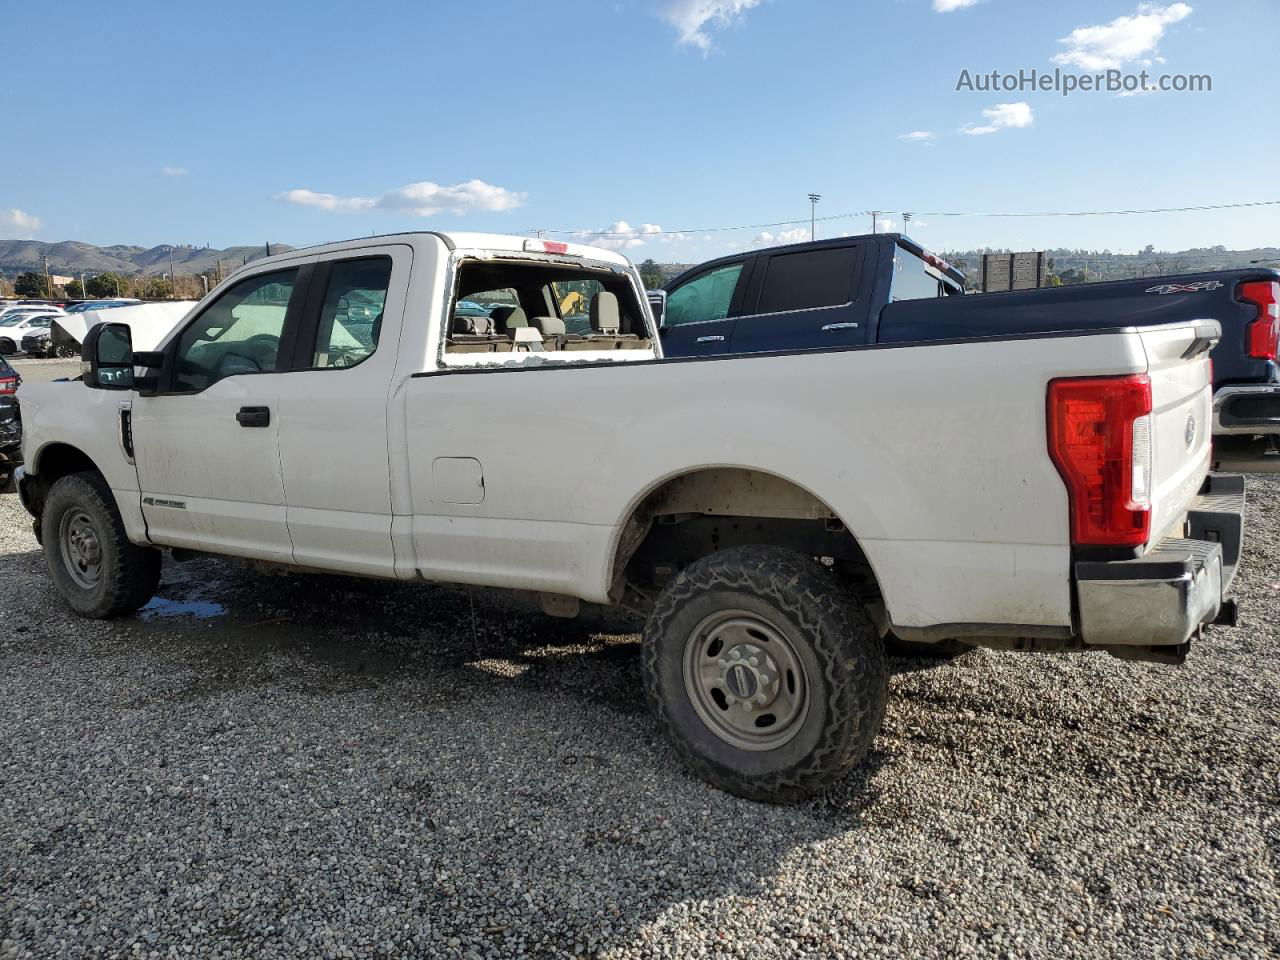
[1145,281,1225,295]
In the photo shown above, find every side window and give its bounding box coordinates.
[172,268,298,392]
[890,248,945,302]
[755,246,858,314]
[664,262,743,327]
[312,257,392,369]
[551,279,602,335]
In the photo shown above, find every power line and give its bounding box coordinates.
[541,199,1280,239]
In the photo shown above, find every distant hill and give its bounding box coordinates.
[941,245,1280,284]
[0,240,296,278]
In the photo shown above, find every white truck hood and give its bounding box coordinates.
[53,301,198,352]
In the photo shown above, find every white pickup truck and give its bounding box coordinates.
[13,231,1244,802]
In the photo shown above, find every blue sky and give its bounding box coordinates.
[1,0,1275,260]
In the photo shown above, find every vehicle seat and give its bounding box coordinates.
[489,305,528,335]
[565,292,636,350]
[449,313,496,352]
[590,292,621,335]
[529,315,566,349]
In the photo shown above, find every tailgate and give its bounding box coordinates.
[1140,322,1216,546]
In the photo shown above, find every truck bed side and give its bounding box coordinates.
[395,322,1210,634]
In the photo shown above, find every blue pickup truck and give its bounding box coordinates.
[651,234,1280,473]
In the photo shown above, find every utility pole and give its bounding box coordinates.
[80,272,86,298]
[40,255,51,298]
[902,212,913,235]
[168,247,177,299]
[870,211,882,234]
[807,194,821,241]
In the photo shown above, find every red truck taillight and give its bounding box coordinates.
[1240,280,1280,361]
[0,376,16,394]
[1048,374,1153,548]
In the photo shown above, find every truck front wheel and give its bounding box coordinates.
[42,472,161,618]
[641,545,887,803]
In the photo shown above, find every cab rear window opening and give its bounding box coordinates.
[443,259,651,356]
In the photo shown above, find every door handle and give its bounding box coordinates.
[696,335,726,343]
[236,406,270,428]
[820,322,859,332]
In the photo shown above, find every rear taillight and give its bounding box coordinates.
[1048,374,1153,548]
[0,377,16,394]
[1239,280,1280,361]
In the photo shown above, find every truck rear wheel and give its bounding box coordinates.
[641,545,887,803]
[42,472,161,618]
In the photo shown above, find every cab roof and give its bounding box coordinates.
[229,231,633,279]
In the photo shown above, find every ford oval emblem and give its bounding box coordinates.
[1185,413,1197,448]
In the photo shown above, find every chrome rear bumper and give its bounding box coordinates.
[1214,384,1280,436]
[1075,475,1244,647]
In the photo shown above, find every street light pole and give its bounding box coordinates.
[807,194,821,241]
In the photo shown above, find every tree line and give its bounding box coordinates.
[5,270,212,300]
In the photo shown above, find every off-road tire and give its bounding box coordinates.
[42,472,161,618]
[641,545,887,803]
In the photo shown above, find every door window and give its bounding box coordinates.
[311,257,392,369]
[664,262,743,327]
[890,248,946,301]
[756,246,858,314]
[172,269,298,392]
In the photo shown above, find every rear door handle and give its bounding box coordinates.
[821,322,859,332]
[696,335,725,343]
[236,406,270,428]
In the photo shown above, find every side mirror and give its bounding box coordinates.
[80,322,135,390]
[646,289,667,329]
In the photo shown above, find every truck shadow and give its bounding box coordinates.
[2,548,958,955]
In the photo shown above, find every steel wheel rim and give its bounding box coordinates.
[682,609,810,751]
[59,508,103,590]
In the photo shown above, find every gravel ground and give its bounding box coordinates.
[9,358,81,384]
[1,481,1277,959]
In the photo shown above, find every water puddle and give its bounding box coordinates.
[139,596,227,620]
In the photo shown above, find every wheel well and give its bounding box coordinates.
[25,443,103,521]
[610,468,884,618]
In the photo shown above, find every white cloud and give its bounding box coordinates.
[753,227,810,246]
[276,178,526,217]
[962,101,1034,135]
[899,130,937,146]
[160,166,188,177]
[572,220,664,251]
[933,0,978,11]
[0,208,40,232]
[662,0,762,53]
[877,218,898,233]
[1053,3,1192,71]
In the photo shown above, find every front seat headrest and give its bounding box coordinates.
[529,315,566,336]
[370,311,384,345]
[589,292,621,334]
[489,305,528,334]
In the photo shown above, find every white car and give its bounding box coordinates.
[0,310,64,354]
[12,231,1243,801]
